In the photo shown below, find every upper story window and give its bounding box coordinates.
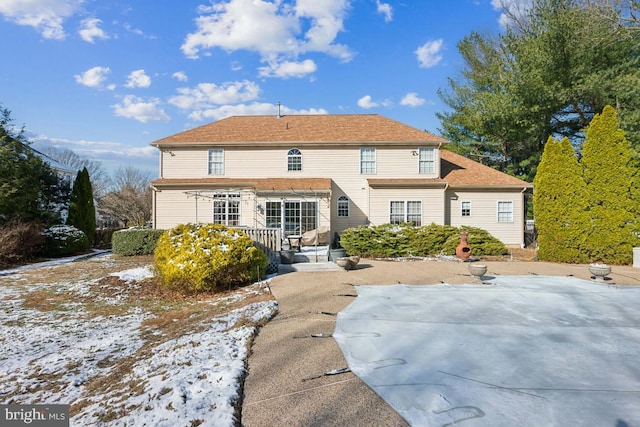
[497,201,513,222]
[287,148,302,171]
[461,201,471,217]
[360,147,376,174]
[419,147,435,174]
[208,148,224,175]
[337,196,350,217]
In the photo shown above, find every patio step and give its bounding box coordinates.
[294,252,329,263]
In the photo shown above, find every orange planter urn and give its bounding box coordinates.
[455,232,472,260]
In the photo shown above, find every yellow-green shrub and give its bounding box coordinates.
[154,223,268,294]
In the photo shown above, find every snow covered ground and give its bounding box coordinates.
[0,254,277,426]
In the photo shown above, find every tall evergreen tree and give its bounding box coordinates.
[438,0,640,182]
[581,105,639,264]
[533,136,589,262]
[67,167,96,245]
[0,107,69,225]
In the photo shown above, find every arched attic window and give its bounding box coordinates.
[287,148,302,171]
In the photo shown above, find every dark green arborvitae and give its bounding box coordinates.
[533,136,589,263]
[581,105,639,264]
[67,167,96,246]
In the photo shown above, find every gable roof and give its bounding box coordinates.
[367,150,531,189]
[152,114,446,146]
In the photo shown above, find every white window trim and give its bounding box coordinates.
[461,200,472,217]
[389,200,423,226]
[208,148,224,175]
[287,148,302,172]
[337,196,350,217]
[418,147,435,174]
[497,200,514,223]
[360,147,376,174]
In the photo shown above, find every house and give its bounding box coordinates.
[150,114,532,247]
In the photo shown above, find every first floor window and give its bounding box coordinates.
[461,201,471,217]
[213,193,240,226]
[390,201,422,226]
[497,201,513,223]
[337,196,350,217]
[208,148,224,175]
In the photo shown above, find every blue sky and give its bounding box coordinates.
[0,0,516,176]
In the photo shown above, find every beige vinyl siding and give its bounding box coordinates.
[368,187,446,226]
[153,188,258,230]
[446,190,525,246]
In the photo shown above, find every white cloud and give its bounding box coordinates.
[74,66,112,89]
[357,95,378,109]
[356,95,391,110]
[415,39,444,68]
[172,71,188,82]
[168,80,261,111]
[258,59,317,79]
[181,0,352,76]
[491,0,531,28]
[125,69,152,88]
[78,17,109,43]
[0,0,83,40]
[400,92,425,107]
[112,95,170,123]
[188,102,327,122]
[376,0,393,22]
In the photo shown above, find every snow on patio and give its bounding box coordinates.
[0,254,277,426]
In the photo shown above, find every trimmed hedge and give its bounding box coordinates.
[112,228,165,256]
[42,225,91,257]
[340,223,507,258]
[154,223,269,294]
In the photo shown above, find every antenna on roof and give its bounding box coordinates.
[277,101,282,119]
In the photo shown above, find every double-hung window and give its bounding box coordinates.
[360,147,376,174]
[390,201,422,226]
[461,201,471,217]
[418,147,435,174]
[208,148,224,175]
[287,148,302,171]
[213,193,240,226]
[497,201,513,222]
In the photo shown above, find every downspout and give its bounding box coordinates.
[151,185,159,229]
[521,186,528,248]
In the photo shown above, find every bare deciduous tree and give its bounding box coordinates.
[97,166,152,228]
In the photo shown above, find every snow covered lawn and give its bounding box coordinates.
[0,253,277,426]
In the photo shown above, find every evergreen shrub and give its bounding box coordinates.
[112,228,164,255]
[42,225,90,257]
[340,223,507,258]
[154,223,268,294]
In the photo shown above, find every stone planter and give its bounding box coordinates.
[468,263,487,282]
[335,257,354,270]
[280,249,296,265]
[588,263,611,282]
[329,248,347,261]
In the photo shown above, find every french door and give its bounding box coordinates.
[266,200,317,235]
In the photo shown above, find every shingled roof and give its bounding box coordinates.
[152,114,446,146]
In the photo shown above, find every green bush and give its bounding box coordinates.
[441,226,509,256]
[112,228,164,256]
[42,225,91,257]
[154,223,269,294]
[340,223,507,258]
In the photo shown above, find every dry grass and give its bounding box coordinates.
[0,253,277,418]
